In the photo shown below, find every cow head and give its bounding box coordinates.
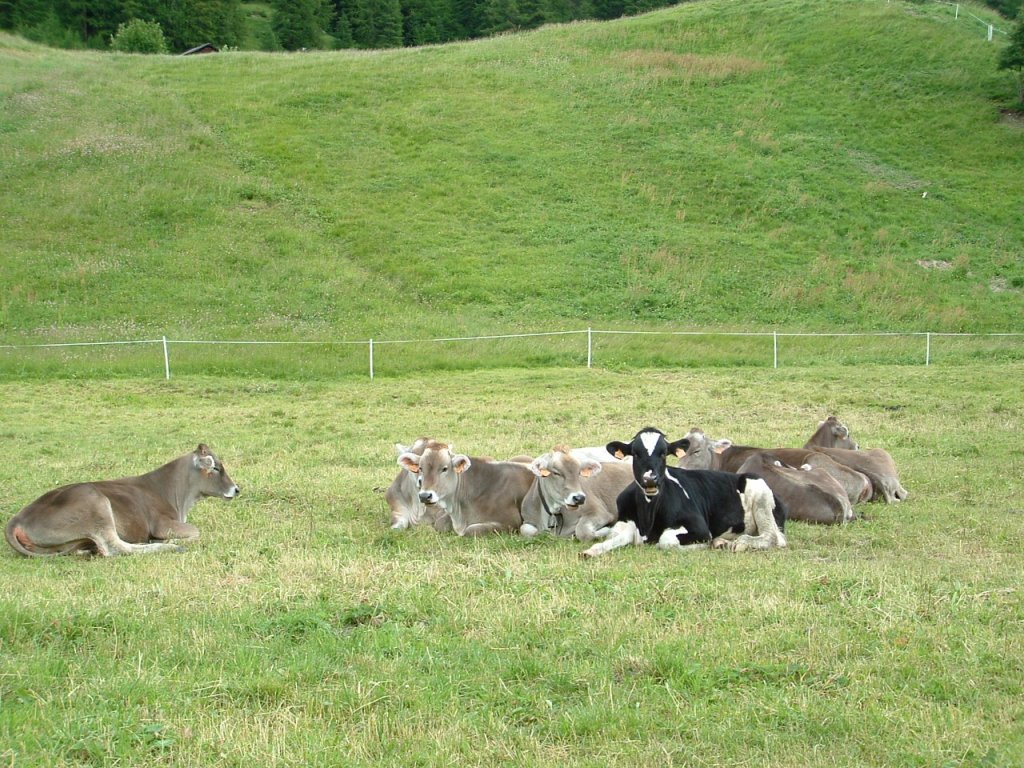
[397,440,471,507]
[675,427,732,470]
[815,416,858,450]
[531,446,601,512]
[606,428,687,498]
[192,443,240,499]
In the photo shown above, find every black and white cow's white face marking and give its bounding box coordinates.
[607,428,687,499]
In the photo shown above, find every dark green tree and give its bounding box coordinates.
[999,16,1024,103]
[271,0,326,49]
[375,0,402,45]
[110,17,167,52]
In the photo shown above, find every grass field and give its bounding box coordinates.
[1,363,1022,766]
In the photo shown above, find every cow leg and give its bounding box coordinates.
[730,480,787,552]
[151,519,200,542]
[580,520,641,558]
[460,522,511,537]
[90,499,185,556]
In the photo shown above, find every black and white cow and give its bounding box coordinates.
[580,427,787,558]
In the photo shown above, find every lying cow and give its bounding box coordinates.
[580,428,787,558]
[397,440,533,536]
[736,452,854,525]
[519,447,633,541]
[5,444,239,557]
[810,447,909,504]
[385,437,449,531]
[678,428,872,505]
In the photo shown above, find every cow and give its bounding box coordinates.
[810,447,909,504]
[736,452,854,525]
[5,444,240,557]
[385,437,449,531]
[677,428,873,505]
[804,416,859,450]
[397,440,534,536]
[580,428,787,558]
[519,447,634,541]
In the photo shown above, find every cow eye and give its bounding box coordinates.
[441,466,449,473]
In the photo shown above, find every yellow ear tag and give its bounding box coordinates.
[540,469,551,477]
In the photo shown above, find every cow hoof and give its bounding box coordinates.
[711,538,731,550]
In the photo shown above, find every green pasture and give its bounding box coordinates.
[1,364,1022,766]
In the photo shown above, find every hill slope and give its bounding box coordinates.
[1,0,1022,343]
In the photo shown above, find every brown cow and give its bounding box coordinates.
[5,444,239,557]
[385,437,449,531]
[519,447,633,541]
[810,447,909,504]
[677,428,872,505]
[397,441,533,536]
[736,452,854,525]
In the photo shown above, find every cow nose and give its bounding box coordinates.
[569,492,586,506]
[641,471,657,485]
[418,491,434,504]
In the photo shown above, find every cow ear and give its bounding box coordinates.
[453,455,472,474]
[530,455,549,478]
[606,441,630,459]
[668,439,689,458]
[580,460,602,478]
[397,452,421,473]
[194,454,215,471]
[712,439,733,454]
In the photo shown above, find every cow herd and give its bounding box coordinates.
[386,416,908,558]
[3,417,908,558]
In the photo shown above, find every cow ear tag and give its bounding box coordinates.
[614,449,626,460]
[539,469,551,477]
[580,468,593,478]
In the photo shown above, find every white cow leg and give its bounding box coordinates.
[580,520,640,558]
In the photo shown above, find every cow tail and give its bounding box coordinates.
[5,520,38,557]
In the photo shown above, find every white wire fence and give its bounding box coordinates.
[922,1,1013,41]
[1,330,1022,379]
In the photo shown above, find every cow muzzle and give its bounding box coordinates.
[566,492,586,509]
[638,471,659,497]
[418,490,439,505]
[224,485,240,499]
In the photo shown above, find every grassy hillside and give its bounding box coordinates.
[1,0,1022,349]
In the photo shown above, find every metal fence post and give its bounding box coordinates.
[162,336,171,379]
[369,339,374,380]
[773,331,778,369]
[926,332,931,366]
[587,328,592,368]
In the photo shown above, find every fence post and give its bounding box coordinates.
[587,328,593,368]
[162,336,171,380]
[369,339,374,380]
[925,332,931,366]
[988,24,993,41]
[773,331,778,369]
[955,4,959,20]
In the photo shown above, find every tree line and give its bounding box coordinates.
[0,0,1020,52]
